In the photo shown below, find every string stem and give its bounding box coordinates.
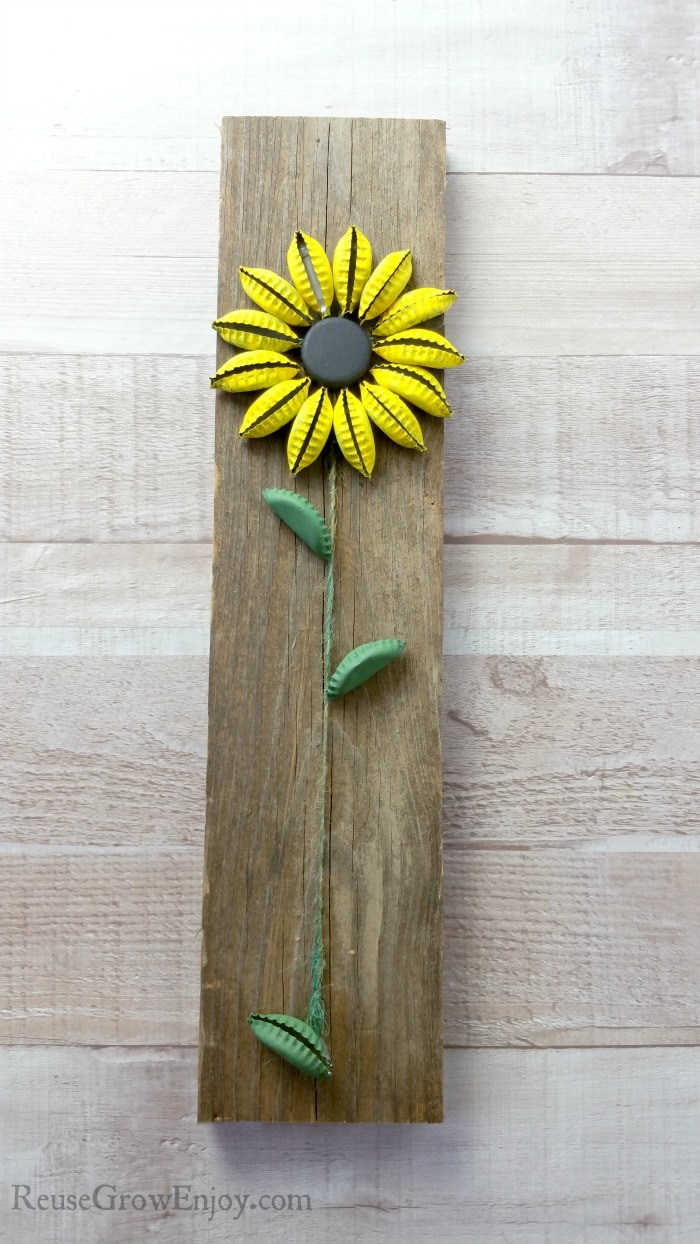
[306,446,337,1035]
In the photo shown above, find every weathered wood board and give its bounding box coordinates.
[198,117,446,1122]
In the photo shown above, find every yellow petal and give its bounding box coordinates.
[287,388,334,473]
[212,309,301,352]
[239,266,314,326]
[372,287,458,337]
[360,382,425,451]
[358,250,412,322]
[369,363,452,418]
[333,390,375,477]
[332,226,372,315]
[211,350,301,392]
[287,231,334,316]
[371,327,464,368]
[239,378,311,438]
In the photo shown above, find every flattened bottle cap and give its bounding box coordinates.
[301,317,372,388]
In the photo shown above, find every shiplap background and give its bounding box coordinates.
[1,0,700,1239]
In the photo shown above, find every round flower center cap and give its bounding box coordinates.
[301,317,372,388]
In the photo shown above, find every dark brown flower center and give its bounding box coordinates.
[300,317,372,388]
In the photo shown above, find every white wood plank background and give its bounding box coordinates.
[2,0,700,1239]
[2,1047,699,1243]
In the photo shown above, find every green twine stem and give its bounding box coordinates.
[306,447,337,1036]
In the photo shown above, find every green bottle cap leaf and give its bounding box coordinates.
[248,1012,332,1079]
[262,488,332,561]
[326,638,406,699]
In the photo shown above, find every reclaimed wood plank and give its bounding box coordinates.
[2,1045,699,1243]
[2,174,700,356]
[3,0,699,175]
[5,355,700,545]
[199,117,445,1123]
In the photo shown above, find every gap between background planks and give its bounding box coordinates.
[1,1046,699,1244]
[3,356,700,544]
[2,0,698,175]
[1,175,699,354]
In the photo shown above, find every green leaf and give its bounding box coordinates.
[247,1012,332,1079]
[262,488,332,561]
[326,639,406,699]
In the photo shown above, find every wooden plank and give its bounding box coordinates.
[1,1045,699,1244]
[0,356,214,542]
[3,0,699,176]
[446,544,700,655]
[1,844,699,1048]
[0,658,207,846]
[5,355,700,544]
[3,174,700,356]
[445,656,700,847]
[199,117,445,1123]
[6,542,700,656]
[4,656,700,853]
[0,850,201,1044]
[447,850,700,1047]
[453,174,700,355]
[0,542,211,655]
[447,356,700,542]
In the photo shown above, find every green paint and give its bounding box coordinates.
[247,1013,332,1079]
[262,488,332,560]
[326,638,406,700]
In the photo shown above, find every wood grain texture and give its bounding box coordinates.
[0,658,207,846]
[447,356,700,542]
[446,544,700,654]
[2,1045,700,1243]
[3,0,699,176]
[5,355,700,545]
[445,656,700,847]
[452,175,700,356]
[1,842,699,1048]
[3,657,700,854]
[0,850,201,1044]
[446,850,700,1047]
[199,118,445,1122]
[0,542,210,655]
[3,174,700,356]
[2,0,699,1227]
[6,542,700,656]
[0,356,214,542]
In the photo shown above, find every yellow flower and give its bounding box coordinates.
[211,228,465,477]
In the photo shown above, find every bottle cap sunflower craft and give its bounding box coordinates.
[211,227,464,477]
[210,227,464,1083]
